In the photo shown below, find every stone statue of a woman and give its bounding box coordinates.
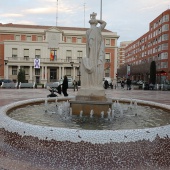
[81,12,106,89]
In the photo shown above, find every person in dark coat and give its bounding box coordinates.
[121,80,125,89]
[104,80,109,89]
[126,78,131,90]
[73,80,78,91]
[62,75,68,96]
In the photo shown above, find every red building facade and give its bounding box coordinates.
[124,9,170,83]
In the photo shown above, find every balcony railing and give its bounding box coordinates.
[6,57,81,64]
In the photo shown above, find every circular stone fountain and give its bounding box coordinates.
[0,96,170,169]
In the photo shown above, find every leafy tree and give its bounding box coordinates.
[17,69,25,83]
[150,61,156,84]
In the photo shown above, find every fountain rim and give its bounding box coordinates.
[0,96,170,144]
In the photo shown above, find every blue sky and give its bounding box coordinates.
[0,0,170,44]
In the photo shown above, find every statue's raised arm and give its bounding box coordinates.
[97,19,107,31]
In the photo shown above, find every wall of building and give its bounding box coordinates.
[124,9,170,82]
[0,24,119,83]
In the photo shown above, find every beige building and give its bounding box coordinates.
[0,23,119,84]
[117,41,133,68]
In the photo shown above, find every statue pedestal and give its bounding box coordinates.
[70,88,112,117]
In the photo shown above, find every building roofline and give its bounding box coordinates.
[0,23,113,33]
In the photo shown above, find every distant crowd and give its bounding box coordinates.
[103,77,132,90]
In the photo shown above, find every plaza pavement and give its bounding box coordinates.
[0,86,170,170]
[0,85,170,107]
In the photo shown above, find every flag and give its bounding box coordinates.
[50,51,54,61]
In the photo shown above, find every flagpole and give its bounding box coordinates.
[100,0,102,20]
[56,0,58,26]
[84,3,86,27]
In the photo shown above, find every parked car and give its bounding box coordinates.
[52,81,60,86]
[0,79,13,86]
[136,80,144,85]
[131,80,137,85]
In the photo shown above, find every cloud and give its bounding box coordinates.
[0,13,23,18]
[1,0,169,44]
[13,20,36,25]
[24,7,55,14]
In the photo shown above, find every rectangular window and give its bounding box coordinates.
[77,51,83,58]
[66,50,72,58]
[161,62,168,68]
[21,66,29,75]
[105,39,110,45]
[67,37,71,43]
[161,52,168,59]
[105,53,110,62]
[163,14,169,22]
[12,66,17,75]
[35,69,40,75]
[162,43,168,50]
[15,35,20,41]
[66,50,72,62]
[105,68,110,77]
[66,57,72,62]
[162,34,168,41]
[77,38,82,43]
[26,35,32,41]
[35,49,41,58]
[77,57,82,62]
[162,24,169,32]
[25,66,29,75]
[66,68,71,76]
[37,36,43,41]
[12,48,17,58]
[24,49,29,60]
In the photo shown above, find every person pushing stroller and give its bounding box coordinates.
[47,84,62,97]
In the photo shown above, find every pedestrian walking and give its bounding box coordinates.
[121,80,125,89]
[73,80,78,91]
[104,80,109,89]
[62,75,68,96]
[126,78,131,90]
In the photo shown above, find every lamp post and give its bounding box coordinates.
[78,62,81,86]
[4,60,8,79]
[100,0,102,20]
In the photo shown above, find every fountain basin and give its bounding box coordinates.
[1,96,170,143]
[0,97,170,169]
[70,99,112,116]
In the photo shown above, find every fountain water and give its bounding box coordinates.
[7,98,170,131]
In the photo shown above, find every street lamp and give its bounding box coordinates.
[4,60,8,65]
[70,61,74,67]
